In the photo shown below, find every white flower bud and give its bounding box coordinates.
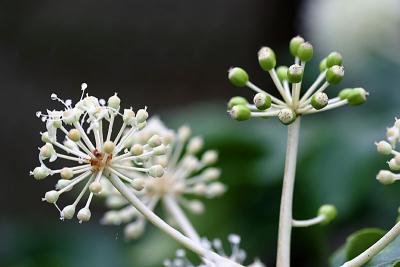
[40,143,57,161]
[162,131,175,145]
[41,132,51,143]
[131,178,146,191]
[136,109,148,124]
[45,190,59,203]
[193,183,207,195]
[61,205,76,220]
[101,211,121,225]
[207,182,226,198]
[123,109,135,125]
[130,144,143,155]
[124,221,145,240]
[387,126,399,139]
[153,144,167,155]
[137,121,147,130]
[105,196,126,209]
[60,167,74,179]
[203,168,221,181]
[55,179,72,190]
[77,207,91,222]
[376,170,396,185]
[388,159,400,171]
[89,181,103,194]
[148,135,162,148]
[156,155,168,167]
[278,108,296,125]
[187,200,204,214]
[68,129,81,142]
[187,137,204,154]
[32,166,50,180]
[103,141,115,154]
[201,150,218,165]
[62,109,80,125]
[376,141,393,155]
[119,209,136,223]
[108,93,121,109]
[178,126,191,141]
[148,165,164,178]
[395,155,400,165]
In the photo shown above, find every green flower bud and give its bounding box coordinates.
[229,105,251,121]
[287,64,303,83]
[318,204,337,224]
[376,140,392,155]
[311,92,329,110]
[227,96,248,110]
[258,47,276,71]
[253,93,271,110]
[319,58,328,72]
[326,65,344,85]
[326,52,343,68]
[278,108,296,125]
[376,170,396,185]
[297,42,313,62]
[228,67,249,87]
[338,88,352,100]
[276,66,288,81]
[347,88,368,105]
[289,36,305,56]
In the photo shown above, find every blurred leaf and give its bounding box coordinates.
[365,235,400,267]
[330,228,386,266]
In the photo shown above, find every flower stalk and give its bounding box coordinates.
[276,117,301,267]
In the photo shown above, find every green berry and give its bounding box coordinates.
[276,66,288,81]
[230,105,251,121]
[278,108,296,125]
[319,58,328,72]
[326,65,344,85]
[318,205,337,224]
[228,67,249,87]
[297,42,313,62]
[289,36,305,57]
[347,88,368,105]
[258,47,276,71]
[311,92,329,110]
[253,93,271,110]
[326,52,343,68]
[338,88,352,100]
[287,64,303,83]
[227,96,248,110]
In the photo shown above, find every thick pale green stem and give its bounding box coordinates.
[276,117,301,267]
[341,221,400,267]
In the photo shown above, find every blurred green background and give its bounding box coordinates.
[1,0,400,266]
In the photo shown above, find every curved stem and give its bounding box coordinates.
[276,117,301,267]
[292,215,325,227]
[341,221,400,267]
[108,173,207,257]
[163,195,201,243]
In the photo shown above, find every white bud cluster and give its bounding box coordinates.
[31,84,164,223]
[376,118,400,185]
[101,118,225,240]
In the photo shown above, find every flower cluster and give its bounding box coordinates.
[376,118,400,185]
[30,84,166,223]
[227,36,368,124]
[163,234,265,267]
[101,118,226,239]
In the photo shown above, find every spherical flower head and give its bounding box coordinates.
[226,36,367,125]
[31,84,164,223]
[101,118,225,240]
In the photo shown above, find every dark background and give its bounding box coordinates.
[1,0,400,266]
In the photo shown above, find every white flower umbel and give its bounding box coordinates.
[31,85,238,264]
[163,234,265,267]
[341,118,400,267]
[101,118,226,242]
[31,84,165,223]
[227,37,366,267]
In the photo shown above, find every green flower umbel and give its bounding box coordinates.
[227,36,368,125]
